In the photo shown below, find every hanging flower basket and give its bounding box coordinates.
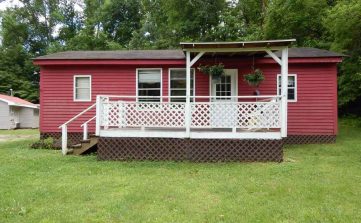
[244,68,265,87]
[244,68,265,95]
[198,63,225,81]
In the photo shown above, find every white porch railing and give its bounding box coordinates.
[98,95,281,132]
[58,95,281,155]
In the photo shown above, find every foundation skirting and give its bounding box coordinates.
[97,137,284,162]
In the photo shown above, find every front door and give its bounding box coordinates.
[210,69,238,128]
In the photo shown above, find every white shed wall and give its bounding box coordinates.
[19,107,33,128]
[33,109,39,128]
[9,106,20,129]
[0,101,10,129]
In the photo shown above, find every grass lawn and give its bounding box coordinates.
[0,121,361,223]
[0,129,40,136]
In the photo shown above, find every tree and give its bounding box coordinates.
[130,0,225,49]
[324,0,361,107]
[264,0,329,47]
[101,0,142,47]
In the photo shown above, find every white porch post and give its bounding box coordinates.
[61,124,67,155]
[185,51,191,136]
[280,47,288,137]
[95,95,101,136]
[83,123,88,140]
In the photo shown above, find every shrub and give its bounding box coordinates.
[31,137,56,150]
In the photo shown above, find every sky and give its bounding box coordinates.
[0,0,23,11]
[0,0,84,12]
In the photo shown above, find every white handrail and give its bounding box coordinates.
[80,116,96,141]
[192,95,280,99]
[81,115,96,127]
[58,103,96,128]
[59,103,96,155]
[98,95,281,99]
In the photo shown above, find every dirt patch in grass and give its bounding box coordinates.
[0,129,39,142]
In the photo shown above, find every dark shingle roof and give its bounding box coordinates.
[265,47,345,58]
[34,47,344,60]
[34,50,185,60]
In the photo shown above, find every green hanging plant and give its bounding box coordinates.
[198,63,225,80]
[244,68,265,87]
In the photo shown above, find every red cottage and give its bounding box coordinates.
[33,40,343,162]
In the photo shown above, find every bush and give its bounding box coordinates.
[31,137,56,150]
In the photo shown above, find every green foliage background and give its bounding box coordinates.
[0,0,360,114]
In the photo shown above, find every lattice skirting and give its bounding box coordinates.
[40,132,83,148]
[97,137,283,162]
[284,135,336,145]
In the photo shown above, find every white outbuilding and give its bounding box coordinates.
[0,94,39,129]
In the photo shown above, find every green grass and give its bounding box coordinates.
[1,121,361,223]
[0,129,39,135]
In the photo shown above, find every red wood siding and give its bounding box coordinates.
[235,63,338,135]
[38,58,339,135]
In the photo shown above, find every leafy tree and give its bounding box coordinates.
[324,0,361,53]
[324,0,361,107]
[101,0,142,46]
[130,0,225,49]
[264,0,329,47]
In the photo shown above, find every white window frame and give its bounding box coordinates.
[168,68,196,102]
[136,68,163,102]
[73,75,92,102]
[277,74,297,102]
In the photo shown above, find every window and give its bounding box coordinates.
[277,74,297,102]
[215,75,232,100]
[169,68,195,102]
[137,69,162,102]
[74,75,91,101]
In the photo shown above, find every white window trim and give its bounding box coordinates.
[277,74,297,102]
[73,75,92,102]
[168,68,196,102]
[136,68,163,102]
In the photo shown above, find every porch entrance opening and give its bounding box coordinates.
[210,69,238,128]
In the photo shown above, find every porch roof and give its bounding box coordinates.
[265,47,345,58]
[180,39,296,51]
